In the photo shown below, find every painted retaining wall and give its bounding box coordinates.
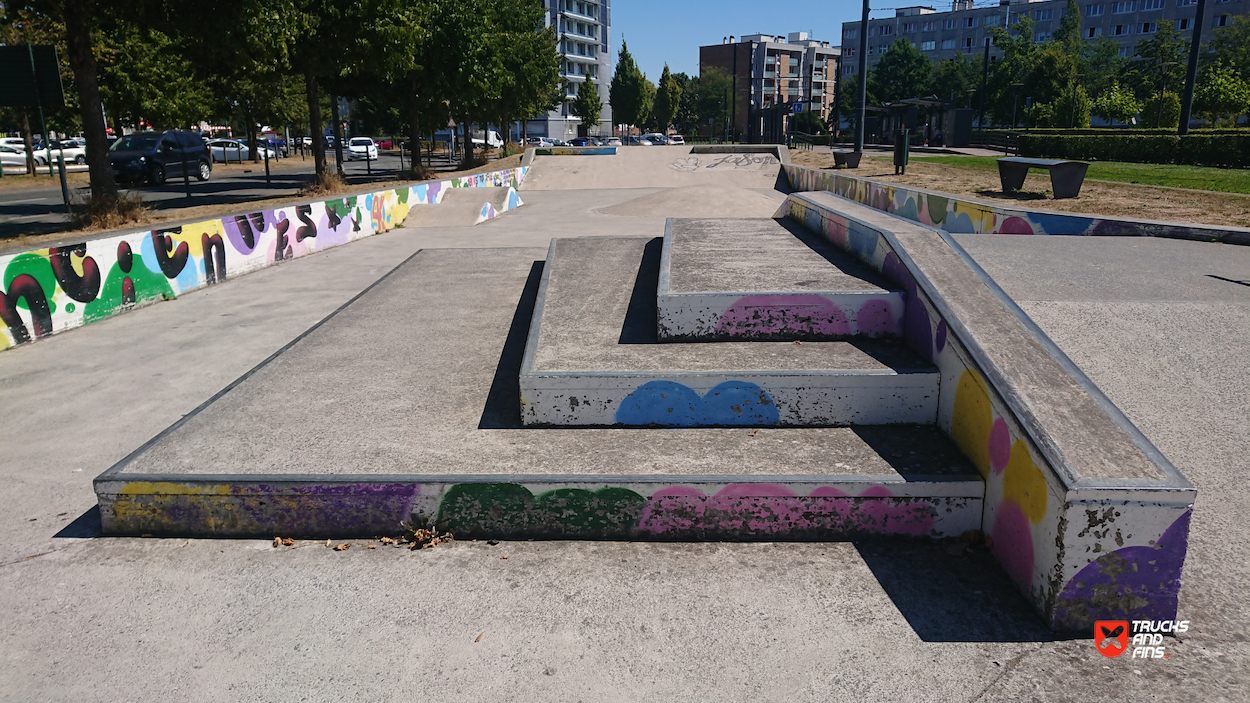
[780,191,1195,630]
[784,164,1250,245]
[0,166,527,350]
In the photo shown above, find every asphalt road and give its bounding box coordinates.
[0,151,441,239]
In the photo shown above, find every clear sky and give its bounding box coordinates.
[609,0,882,79]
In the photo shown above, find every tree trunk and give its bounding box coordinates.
[246,109,259,163]
[20,108,36,174]
[407,81,422,179]
[304,68,326,179]
[461,118,474,165]
[521,114,528,146]
[60,0,118,203]
[330,95,345,175]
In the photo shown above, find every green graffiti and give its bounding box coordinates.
[327,197,358,219]
[926,195,950,226]
[83,254,175,323]
[3,253,58,314]
[65,302,75,313]
[395,187,409,204]
[437,483,646,538]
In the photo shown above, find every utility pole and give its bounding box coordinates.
[1178,0,1207,135]
[977,38,990,134]
[854,0,870,153]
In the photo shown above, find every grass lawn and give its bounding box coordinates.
[910,156,1250,195]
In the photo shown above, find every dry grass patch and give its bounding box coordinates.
[67,192,152,234]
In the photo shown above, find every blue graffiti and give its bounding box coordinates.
[848,226,879,261]
[614,380,781,427]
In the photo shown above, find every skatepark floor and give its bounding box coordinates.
[1,156,1248,701]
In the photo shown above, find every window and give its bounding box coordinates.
[868,45,875,55]
[1112,1,1135,12]
[963,37,975,50]
[941,38,956,49]
[844,63,855,75]
[984,14,1001,26]
[944,19,956,29]
[1177,0,1197,5]
[845,28,858,39]
[921,20,937,31]
[844,47,856,56]
[904,22,917,33]
[1177,17,1191,28]
[1141,21,1158,32]
[1087,26,1103,37]
[881,24,895,35]
[1213,14,1230,27]
[1118,45,1133,57]
[921,40,937,50]
[964,17,977,28]
[1035,31,1051,41]
[1036,9,1054,19]
[1086,3,1105,15]
[1141,0,1165,9]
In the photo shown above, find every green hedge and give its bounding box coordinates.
[991,128,1250,136]
[1017,134,1250,167]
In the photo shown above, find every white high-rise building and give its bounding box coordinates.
[525,0,614,139]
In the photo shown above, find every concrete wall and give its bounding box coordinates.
[779,191,1195,630]
[784,165,1250,245]
[0,167,528,350]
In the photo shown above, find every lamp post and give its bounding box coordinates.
[1157,61,1178,128]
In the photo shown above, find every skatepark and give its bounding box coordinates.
[1,145,1247,700]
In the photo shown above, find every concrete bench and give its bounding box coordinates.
[997,157,1089,199]
[833,150,862,169]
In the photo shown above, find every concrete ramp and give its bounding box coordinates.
[404,186,522,227]
[522,145,783,190]
[598,185,783,219]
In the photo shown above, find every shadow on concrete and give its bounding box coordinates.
[478,261,545,429]
[619,237,663,345]
[53,505,102,539]
[854,537,1080,642]
[974,188,1051,202]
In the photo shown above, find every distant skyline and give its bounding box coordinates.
[610,0,892,79]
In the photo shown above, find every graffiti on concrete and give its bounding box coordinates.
[0,167,527,350]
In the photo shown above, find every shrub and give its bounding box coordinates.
[1017,133,1250,167]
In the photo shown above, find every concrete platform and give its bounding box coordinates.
[520,236,938,426]
[404,186,522,227]
[96,246,981,538]
[658,218,905,340]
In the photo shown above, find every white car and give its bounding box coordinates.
[526,137,555,147]
[642,133,670,145]
[347,137,378,161]
[0,137,51,165]
[49,139,87,164]
[206,139,275,162]
[0,145,28,168]
[668,135,686,145]
[605,137,622,146]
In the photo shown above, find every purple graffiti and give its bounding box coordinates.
[882,253,933,360]
[855,298,899,337]
[1053,511,1192,629]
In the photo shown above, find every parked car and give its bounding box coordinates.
[668,135,686,145]
[0,137,50,165]
[347,137,378,161]
[206,139,275,162]
[48,139,88,164]
[642,133,670,145]
[526,137,555,147]
[549,138,571,147]
[375,137,394,150]
[0,145,28,168]
[605,136,622,146]
[568,137,602,146]
[110,130,213,185]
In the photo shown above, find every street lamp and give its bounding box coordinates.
[1157,61,1178,128]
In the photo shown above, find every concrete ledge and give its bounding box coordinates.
[692,143,790,165]
[784,163,1250,245]
[780,190,1196,630]
[533,147,618,156]
[0,166,529,350]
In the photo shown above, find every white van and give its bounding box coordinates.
[471,129,504,149]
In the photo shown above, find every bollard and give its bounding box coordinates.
[264,141,271,184]
[893,128,910,175]
[180,146,191,198]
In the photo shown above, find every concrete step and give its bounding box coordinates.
[520,236,938,427]
[96,247,983,540]
[658,218,906,341]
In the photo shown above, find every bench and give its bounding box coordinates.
[997,157,1090,199]
[833,150,862,169]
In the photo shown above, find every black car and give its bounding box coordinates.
[109,130,212,185]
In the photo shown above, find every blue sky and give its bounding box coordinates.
[610,0,874,79]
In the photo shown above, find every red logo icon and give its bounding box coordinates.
[1095,620,1130,658]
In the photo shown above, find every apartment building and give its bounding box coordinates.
[700,32,841,140]
[525,0,614,139]
[840,0,1249,75]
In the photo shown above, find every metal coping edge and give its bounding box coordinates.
[790,190,1193,494]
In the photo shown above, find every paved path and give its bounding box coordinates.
[0,160,1246,700]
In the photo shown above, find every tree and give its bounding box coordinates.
[789,109,824,134]
[570,78,602,133]
[1125,20,1187,104]
[931,55,979,107]
[695,66,731,137]
[1205,16,1250,83]
[652,64,681,131]
[1194,61,1250,125]
[1092,83,1143,125]
[672,72,699,133]
[95,18,214,131]
[868,38,931,104]
[609,39,648,129]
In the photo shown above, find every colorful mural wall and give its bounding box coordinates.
[779,192,1193,629]
[784,164,1249,243]
[0,166,527,350]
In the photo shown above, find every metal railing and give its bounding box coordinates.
[971,130,1021,155]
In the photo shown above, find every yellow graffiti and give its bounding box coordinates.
[168,219,224,259]
[951,369,993,477]
[118,481,232,496]
[1002,439,1048,524]
[952,201,996,233]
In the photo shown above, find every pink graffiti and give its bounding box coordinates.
[716,294,851,337]
[990,499,1035,585]
[998,216,1035,235]
[989,418,1011,474]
